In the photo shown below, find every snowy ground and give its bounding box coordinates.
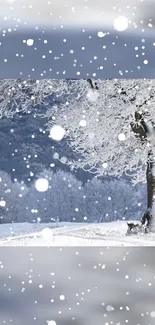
[0,221,155,246]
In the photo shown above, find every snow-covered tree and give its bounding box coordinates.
[83,178,107,223]
[0,79,86,117]
[20,169,84,223]
[103,179,142,221]
[37,169,84,222]
[83,178,144,223]
[0,171,28,223]
[44,79,155,231]
[1,79,155,229]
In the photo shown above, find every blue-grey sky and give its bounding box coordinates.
[0,0,154,78]
[0,27,155,78]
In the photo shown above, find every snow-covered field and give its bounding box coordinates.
[0,221,155,246]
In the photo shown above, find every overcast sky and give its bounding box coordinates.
[0,0,154,30]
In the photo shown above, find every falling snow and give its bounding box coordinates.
[35,178,49,192]
[106,305,115,312]
[102,163,108,169]
[150,311,155,318]
[113,16,129,32]
[0,200,6,207]
[118,133,126,141]
[26,39,34,46]
[49,125,66,141]
[0,1,154,323]
[79,120,87,127]
[0,1,154,78]
[47,321,57,325]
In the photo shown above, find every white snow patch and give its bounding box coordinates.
[87,90,99,102]
[40,227,53,240]
[0,221,155,246]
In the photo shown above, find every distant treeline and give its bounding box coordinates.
[0,170,146,224]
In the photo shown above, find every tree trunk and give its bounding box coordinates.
[129,111,155,231]
[146,150,155,230]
